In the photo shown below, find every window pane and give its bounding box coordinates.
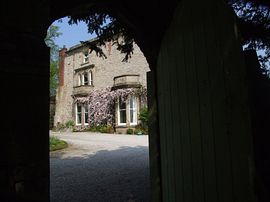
[119,99,126,110]
[84,112,88,123]
[77,105,82,124]
[120,110,126,123]
[84,105,89,124]
[89,72,93,85]
[77,105,82,113]
[84,105,88,113]
[77,115,82,124]
[78,74,81,86]
[129,96,136,124]
[130,96,136,109]
[130,96,134,108]
[84,52,89,63]
[130,109,134,123]
[84,73,88,85]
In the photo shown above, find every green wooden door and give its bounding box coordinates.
[155,0,256,201]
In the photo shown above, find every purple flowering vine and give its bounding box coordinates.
[74,86,147,126]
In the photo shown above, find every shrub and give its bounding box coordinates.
[138,107,148,135]
[106,124,114,133]
[126,128,134,134]
[134,128,143,135]
[139,107,148,127]
[57,123,66,131]
[99,125,108,133]
[86,124,114,133]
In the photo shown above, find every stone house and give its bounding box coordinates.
[54,38,150,133]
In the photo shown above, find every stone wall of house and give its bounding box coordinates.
[53,51,76,127]
[54,40,150,127]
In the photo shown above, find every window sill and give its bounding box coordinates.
[117,124,127,127]
[74,64,95,72]
[81,61,89,66]
[73,85,94,96]
[74,84,94,87]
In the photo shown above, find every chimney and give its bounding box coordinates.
[58,46,67,86]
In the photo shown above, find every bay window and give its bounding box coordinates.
[77,71,93,86]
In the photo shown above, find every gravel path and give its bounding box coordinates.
[50,132,150,202]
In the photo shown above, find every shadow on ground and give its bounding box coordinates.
[50,146,150,202]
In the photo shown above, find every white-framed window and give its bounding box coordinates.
[118,98,127,126]
[117,96,138,126]
[129,95,137,125]
[89,71,93,86]
[83,72,89,85]
[84,104,89,125]
[78,73,82,86]
[83,51,89,63]
[76,104,82,125]
[78,71,93,86]
[76,103,89,125]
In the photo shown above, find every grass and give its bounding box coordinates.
[49,136,68,152]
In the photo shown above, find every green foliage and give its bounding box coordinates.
[68,1,270,72]
[54,120,75,131]
[139,107,148,126]
[134,128,144,135]
[86,124,114,133]
[135,124,148,135]
[50,60,58,96]
[99,125,108,133]
[136,107,149,135]
[65,120,75,128]
[229,0,270,72]
[45,25,62,96]
[45,25,62,61]
[126,128,134,134]
[68,13,134,62]
[49,136,68,151]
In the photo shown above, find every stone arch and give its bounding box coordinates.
[46,4,165,201]
[1,0,258,201]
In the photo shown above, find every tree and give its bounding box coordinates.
[44,25,62,96]
[229,0,270,72]
[67,0,270,72]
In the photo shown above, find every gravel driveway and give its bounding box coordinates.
[50,132,150,202]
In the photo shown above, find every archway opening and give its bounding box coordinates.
[46,14,153,202]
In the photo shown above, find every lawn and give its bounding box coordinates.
[50,136,68,151]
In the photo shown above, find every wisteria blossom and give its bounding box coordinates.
[74,86,147,126]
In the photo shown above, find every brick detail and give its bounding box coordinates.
[58,48,67,86]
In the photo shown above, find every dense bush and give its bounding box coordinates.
[139,107,148,126]
[138,107,148,134]
[126,128,134,134]
[134,127,144,135]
